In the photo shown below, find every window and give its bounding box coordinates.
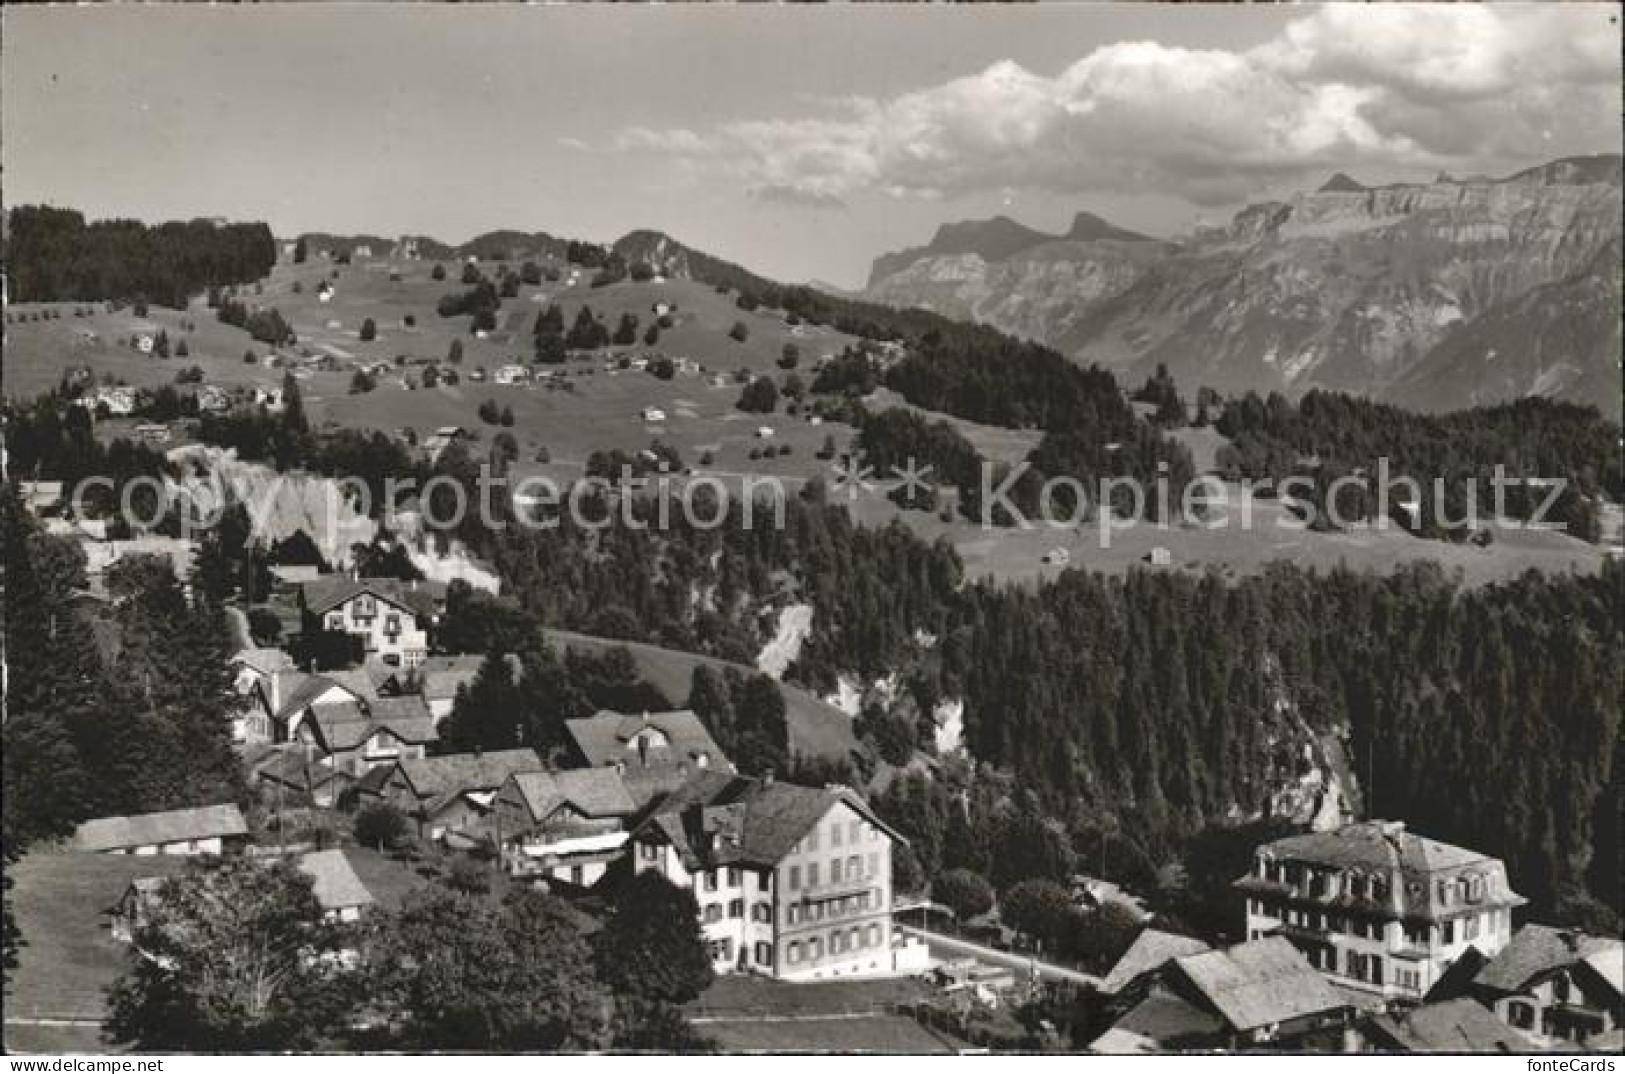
[704,871,718,893]
[1508,1002,1535,1030]
[806,828,819,852]
[788,942,801,965]
[640,842,660,863]
[758,870,771,893]
[327,613,344,630]
[868,924,882,948]
[830,859,842,884]
[704,904,722,924]
[570,865,584,886]
[788,906,801,925]
[726,867,741,888]
[808,937,822,960]
[831,822,843,848]
[831,931,844,955]
[1554,974,1571,1003]
[848,854,861,879]
[384,614,401,637]
[1441,920,1456,944]
[755,942,773,968]
[789,865,801,890]
[850,820,862,844]
[752,902,772,924]
[867,852,878,880]
[849,927,861,951]
[728,899,744,919]
[807,863,819,888]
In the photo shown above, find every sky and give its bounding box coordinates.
[5,4,1620,288]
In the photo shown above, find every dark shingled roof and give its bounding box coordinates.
[508,768,638,823]
[1101,928,1213,995]
[297,849,375,912]
[1473,924,1624,995]
[74,804,249,852]
[633,772,901,871]
[1092,987,1225,1054]
[1367,998,1532,1053]
[394,749,543,801]
[1171,936,1350,1033]
[299,576,447,618]
[566,709,728,768]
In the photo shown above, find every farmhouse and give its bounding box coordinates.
[230,647,295,742]
[1467,925,1623,1049]
[298,575,448,667]
[1237,820,1524,1001]
[1092,937,1355,1053]
[493,364,530,385]
[490,768,639,889]
[367,748,544,840]
[1360,997,1533,1053]
[291,694,438,785]
[563,709,731,804]
[641,406,667,423]
[629,771,906,981]
[74,804,250,857]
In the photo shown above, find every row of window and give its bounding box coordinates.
[786,854,878,892]
[696,865,771,894]
[702,900,774,924]
[1250,898,1501,950]
[785,890,880,925]
[786,923,886,965]
[798,817,879,854]
[707,938,774,968]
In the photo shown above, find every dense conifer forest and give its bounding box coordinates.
[5,206,277,309]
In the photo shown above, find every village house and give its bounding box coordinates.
[1359,997,1533,1053]
[230,647,295,742]
[1091,936,1356,1054]
[290,694,438,788]
[489,768,639,889]
[1236,820,1524,1001]
[563,709,731,805]
[640,406,666,424]
[422,425,467,463]
[1098,928,1213,997]
[493,364,530,386]
[298,575,448,668]
[75,385,137,416]
[1466,925,1623,1049]
[74,804,250,857]
[296,848,377,923]
[365,748,543,841]
[195,384,231,413]
[628,771,908,982]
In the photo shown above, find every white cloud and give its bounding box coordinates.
[603,4,1620,206]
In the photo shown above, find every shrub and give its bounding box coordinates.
[728,321,750,343]
[359,317,377,342]
[353,801,410,851]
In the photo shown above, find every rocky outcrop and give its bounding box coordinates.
[864,155,1622,413]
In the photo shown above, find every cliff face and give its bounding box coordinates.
[863,155,1622,413]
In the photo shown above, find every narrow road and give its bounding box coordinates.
[896,924,1102,988]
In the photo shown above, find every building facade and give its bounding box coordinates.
[1236,820,1525,1001]
[630,773,903,981]
[299,577,447,668]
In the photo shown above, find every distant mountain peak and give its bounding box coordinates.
[1318,172,1368,194]
[1065,211,1153,243]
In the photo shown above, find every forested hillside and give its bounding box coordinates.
[5,206,277,309]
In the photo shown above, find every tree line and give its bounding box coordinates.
[6,205,276,309]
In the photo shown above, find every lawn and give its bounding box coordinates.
[543,628,857,762]
[4,852,189,1030]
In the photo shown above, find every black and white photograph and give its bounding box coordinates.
[1,1,1621,1060]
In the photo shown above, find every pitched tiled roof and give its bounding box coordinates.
[75,804,249,852]
[300,576,447,618]
[395,749,543,800]
[233,647,293,677]
[633,772,901,871]
[509,768,638,823]
[414,655,490,702]
[1259,821,1489,875]
[1101,928,1213,994]
[564,709,729,772]
[1172,936,1350,1033]
[305,702,438,751]
[1368,998,1531,1053]
[1091,986,1225,1054]
[297,849,375,911]
[254,748,343,791]
[1473,925,1625,995]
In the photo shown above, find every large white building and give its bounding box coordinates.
[299,576,447,668]
[628,771,919,981]
[1236,820,1525,1001]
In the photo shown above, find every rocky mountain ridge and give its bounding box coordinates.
[863,155,1623,413]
